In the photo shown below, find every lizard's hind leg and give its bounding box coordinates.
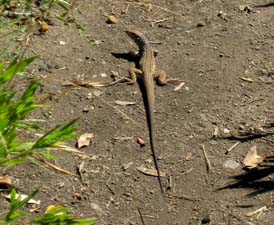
[154,69,181,85]
[128,67,143,84]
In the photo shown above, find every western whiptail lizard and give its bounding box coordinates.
[125,29,176,194]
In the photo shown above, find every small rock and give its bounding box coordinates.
[201,214,211,224]
[39,21,49,33]
[90,202,104,215]
[82,108,89,113]
[59,41,66,45]
[106,15,118,24]
[197,21,206,27]
[239,5,252,13]
[223,159,240,170]
[223,128,230,134]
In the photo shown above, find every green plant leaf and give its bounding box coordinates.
[33,205,96,225]
[5,189,39,223]
[0,56,38,85]
[32,119,78,150]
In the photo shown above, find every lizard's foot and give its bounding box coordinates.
[127,67,143,84]
[154,70,182,85]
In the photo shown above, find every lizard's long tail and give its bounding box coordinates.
[144,77,164,194]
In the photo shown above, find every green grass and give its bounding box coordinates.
[0,189,96,225]
[0,2,95,224]
[0,0,76,58]
[0,55,96,225]
[0,55,79,166]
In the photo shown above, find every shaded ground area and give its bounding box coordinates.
[2,0,274,224]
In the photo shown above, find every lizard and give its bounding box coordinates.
[125,29,176,194]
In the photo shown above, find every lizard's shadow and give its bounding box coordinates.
[111,52,139,65]
[217,161,274,197]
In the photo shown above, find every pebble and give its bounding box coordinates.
[223,159,240,170]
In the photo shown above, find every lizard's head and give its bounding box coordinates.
[125,29,146,47]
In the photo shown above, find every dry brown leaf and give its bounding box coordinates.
[136,165,166,177]
[136,137,145,147]
[77,133,94,148]
[243,145,264,169]
[0,176,12,188]
[185,152,193,161]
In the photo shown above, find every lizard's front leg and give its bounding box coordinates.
[128,67,143,84]
[154,69,181,85]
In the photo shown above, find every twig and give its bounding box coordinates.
[144,17,170,27]
[225,142,240,154]
[63,77,127,88]
[32,154,77,176]
[201,144,213,173]
[167,175,172,190]
[137,207,146,225]
[181,167,193,175]
[94,95,144,129]
[255,54,274,78]
[173,194,198,201]
[246,206,268,219]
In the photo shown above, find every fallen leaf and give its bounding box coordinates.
[5,193,40,205]
[0,176,13,189]
[136,165,166,177]
[77,133,94,148]
[115,100,136,106]
[243,145,264,169]
[185,152,193,161]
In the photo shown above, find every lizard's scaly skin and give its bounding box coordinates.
[126,30,164,194]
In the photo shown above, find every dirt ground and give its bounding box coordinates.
[3,0,274,224]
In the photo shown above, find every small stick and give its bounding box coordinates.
[255,54,274,78]
[201,144,213,173]
[32,154,77,176]
[167,175,172,190]
[95,95,144,129]
[225,142,240,154]
[137,207,146,225]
